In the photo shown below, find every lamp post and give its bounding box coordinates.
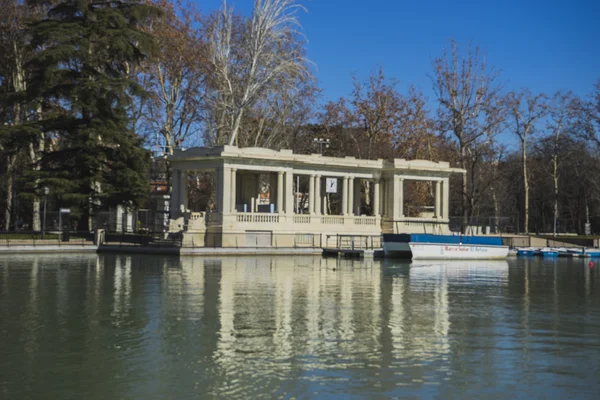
[313,138,330,154]
[42,187,49,239]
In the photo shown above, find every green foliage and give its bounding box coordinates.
[25,0,161,228]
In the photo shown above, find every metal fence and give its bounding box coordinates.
[0,231,96,247]
[1,210,171,235]
[449,216,517,234]
[324,234,382,250]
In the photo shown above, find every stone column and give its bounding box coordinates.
[348,177,354,216]
[385,177,394,218]
[277,171,284,213]
[217,166,231,213]
[230,168,237,212]
[315,175,321,215]
[342,177,349,215]
[353,178,361,215]
[399,177,404,218]
[180,170,188,211]
[216,167,223,212]
[381,179,387,217]
[435,180,442,218]
[309,174,315,214]
[285,170,294,215]
[443,178,450,220]
[374,180,380,216]
[392,176,400,219]
[170,169,180,216]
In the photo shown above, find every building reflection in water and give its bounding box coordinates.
[161,255,506,395]
[8,253,600,399]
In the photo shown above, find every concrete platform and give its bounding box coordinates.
[0,245,98,254]
[98,245,322,256]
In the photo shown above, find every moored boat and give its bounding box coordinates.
[383,234,509,260]
[583,249,600,258]
[540,247,559,257]
[517,247,536,256]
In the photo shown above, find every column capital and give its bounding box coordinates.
[310,174,316,178]
[231,167,237,172]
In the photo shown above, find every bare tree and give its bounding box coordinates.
[348,67,402,160]
[583,80,600,147]
[320,67,402,160]
[543,91,579,235]
[236,77,320,149]
[508,89,548,233]
[205,0,310,146]
[394,86,441,161]
[139,0,207,155]
[431,40,507,231]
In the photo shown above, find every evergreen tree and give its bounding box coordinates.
[27,0,160,230]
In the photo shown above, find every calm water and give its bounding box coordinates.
[1,254,600,399]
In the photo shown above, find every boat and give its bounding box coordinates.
[580,248,600,258]
[517,247,536,256]
[382,234,509,260]
[540,247,559,257]
[567,248,584,257]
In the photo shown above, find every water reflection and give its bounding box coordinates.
[1,254,600,399]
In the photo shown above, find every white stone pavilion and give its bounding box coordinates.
[168,146,465,247]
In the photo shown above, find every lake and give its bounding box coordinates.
[1,254,599,399]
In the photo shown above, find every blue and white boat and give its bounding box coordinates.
[382,234,509,260]
[540,247,559,257]
[571,248,600,258]
[517,247,536,256]
[583,249,600,258]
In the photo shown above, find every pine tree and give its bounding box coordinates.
[27,0,160,230]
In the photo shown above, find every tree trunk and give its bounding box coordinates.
[553,155,559,236]
[29,130,45,232]
[552,126,560,236]
[4,155,16,231]
[522,136,529,234]
[492,185,499,234]
[228,109,245,146]
[460,145,468,233]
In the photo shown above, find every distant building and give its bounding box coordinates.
[168,146,465,247]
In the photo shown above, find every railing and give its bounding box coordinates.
[0,231,96,247]
[186,212,205,231]
[184,212,383,230]
[236,213,280,223]
[189,212,204,221]
[294,215,312,224]
[354,216,378,226]
[321,216,344,225]
[325,234,382,250]
[449,216,517,234]
[393,218,447,234]
[294,233,318,247]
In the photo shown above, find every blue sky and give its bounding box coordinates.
[195,0,600,104]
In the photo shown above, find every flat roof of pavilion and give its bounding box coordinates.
[169,145,465,175]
